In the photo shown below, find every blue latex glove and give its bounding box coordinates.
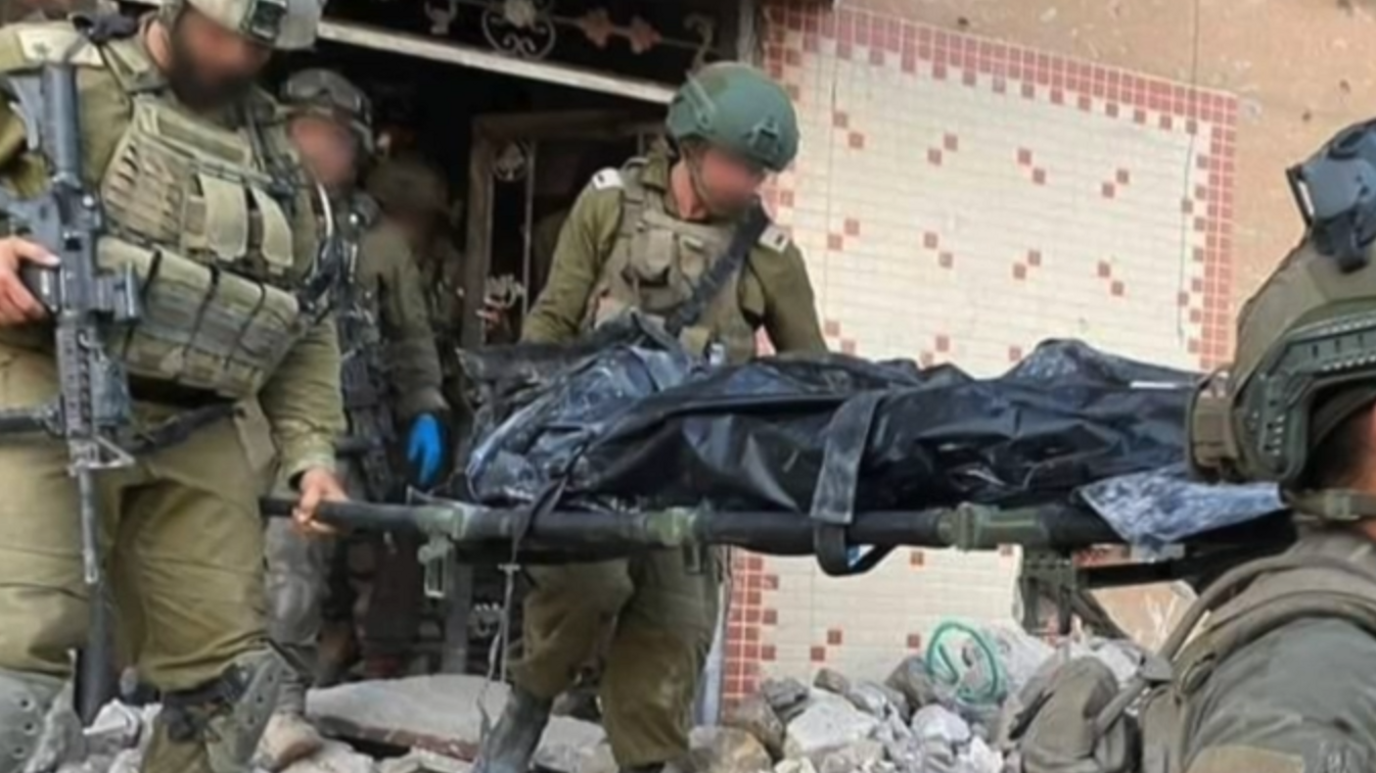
[406,413,445,488]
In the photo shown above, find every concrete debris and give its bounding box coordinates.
[378,750,473,773]
[759,677,811,722]
[47,623,1147,773]
[308,675,604,759]
[722,695,787,760]
[783,698,880,764]
[811,668,852,697]
[884,657,941,711]
[688,726,774,773]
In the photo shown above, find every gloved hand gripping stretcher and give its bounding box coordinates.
[262,314,1293,627]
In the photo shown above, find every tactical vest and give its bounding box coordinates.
[584,158,767,364]
[10,23,325,401]
[1016,529,1376,773]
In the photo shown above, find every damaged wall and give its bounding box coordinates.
[849,0,1376,316]
[722,0,1363,706]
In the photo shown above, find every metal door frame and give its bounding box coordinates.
[460,109,662,348]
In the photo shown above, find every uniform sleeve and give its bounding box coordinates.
[760,243,828,354]
[520,186,620,345]
[258,315,347,483]
[361,225,446,419]
[1181,619,1376,773]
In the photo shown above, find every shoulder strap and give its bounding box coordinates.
[663,201,769,337]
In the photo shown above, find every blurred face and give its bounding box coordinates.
[164,9,272,111]
[692,145,768,218]
[289,115,359,191]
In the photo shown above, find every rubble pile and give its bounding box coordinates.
[59,626,1144,773]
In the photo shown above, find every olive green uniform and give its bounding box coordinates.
[1016,132,1376,773]
[513,150,824,767]
[264,195,443,704]
[0,20,343,772]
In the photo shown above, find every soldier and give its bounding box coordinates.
[475,62,826,773]
[0,0,348,770]
[257,69,449,769]
[1015,122,1376,773]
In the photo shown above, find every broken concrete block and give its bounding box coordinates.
[884,657,939,711]
[572,742,616,773]
[85,702,143,757]
[782,700,879,764]
[773,761,817,773]
[688,726,773,773]
[956,738,1003,773]
[844,682,898,720]
[722,694,786,760]
[759,678,810,722]
[281,740,378,773]
[816,740,884,773]
[911,705,971,746]
[812,668,851,697]
[378,750,472,773]
[307,676,603,760]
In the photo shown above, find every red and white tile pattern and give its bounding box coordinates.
[723,0,1239,706]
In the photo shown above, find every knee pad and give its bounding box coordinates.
[157,648,292,773]
[0,670,68,773]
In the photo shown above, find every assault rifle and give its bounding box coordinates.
[260,496,1295,635]
[0,63,140,722]
[335,218,398,501]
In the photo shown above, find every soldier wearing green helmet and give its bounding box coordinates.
[257,68,449,771]
[0,0,346,769]
[474,62,825,773]
[1015,120,1376,773]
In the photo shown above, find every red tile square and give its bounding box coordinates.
[1106,102,1120,118]
[907,634,923,650]
[848,131,866,150]
[1021,82,1036,99]
[1116,168,1131,185]
[827,628,844,646]
[909,549,925,566]
[923,231,940,249]
[1013,263,1027,280]
[833,110,849,129]
[1097,260,1112,278]
[1134,109,1148,124]
[762,608,778,626]
[938,251,954,269]
[1078,94,1092,111]
[1181,198,1194,214]
[1111,280,1125,297]
[844,218,861,237]
[785,49,802,67]
[927,148,943,165]
[810,646,827,663]
[943,133,960,151]
[993,77,1007,94]
[841,339,857,355]
[1027,249,1042,267]
[1051,88,1065,105]
[935,334,951,353]
[1008,345,1024,362]
[1101,182,1116,199]
[1032,168,1047,185]
[824,319,841,337]
[763,574,779,590]
[761,645,777,662]
[827,233,844,251]
[1017,148,1033,166]
[1159,114,1174,131]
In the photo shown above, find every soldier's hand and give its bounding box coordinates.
[294,467,348,537]
[0,236,58,326]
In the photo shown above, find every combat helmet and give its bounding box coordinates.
[163,0,321,50]
[1190,117,1376,517]
[367,155,449,216]
[281,69,374,152]
[665,61,799,173]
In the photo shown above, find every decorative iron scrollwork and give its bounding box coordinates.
[481,0,557,59]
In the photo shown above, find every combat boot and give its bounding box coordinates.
[252,661,324,772]
[473,686,553,773]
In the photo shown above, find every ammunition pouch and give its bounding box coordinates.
[160,648,291,772]
[100,238,307,400]
[0,670,67,773]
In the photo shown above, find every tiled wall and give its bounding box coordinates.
[722,0,1238,704]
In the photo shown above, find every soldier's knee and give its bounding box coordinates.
[0,669,69,773]
[0,590,86,676]
[154,648,291,773]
